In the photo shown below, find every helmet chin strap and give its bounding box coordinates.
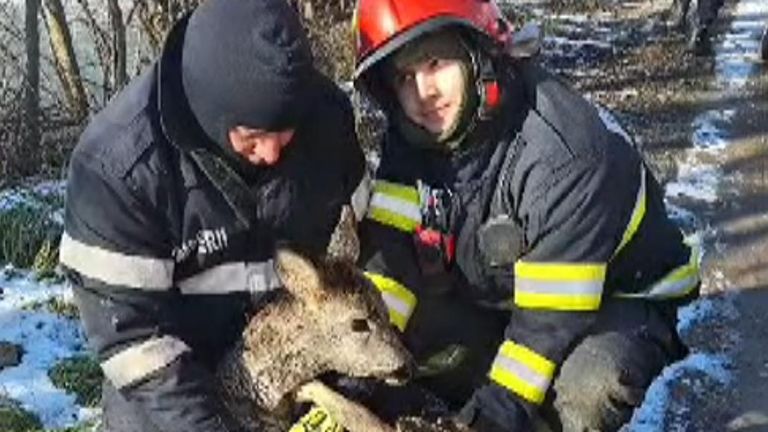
[473,48,503,120]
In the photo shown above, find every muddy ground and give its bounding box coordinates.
[526,0,768,429]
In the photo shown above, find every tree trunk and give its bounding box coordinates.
[42,0,88,122]
[24,0,41,158]
[108,0,127,91]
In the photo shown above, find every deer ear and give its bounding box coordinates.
[326,205,360,263]
[274,248,322,302]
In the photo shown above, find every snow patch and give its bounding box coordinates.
[624,353,732,432]
[677,294,738,335]
[0,268,94,429]
[714,0,767,88]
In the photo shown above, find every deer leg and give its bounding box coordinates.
[296,380,395,432]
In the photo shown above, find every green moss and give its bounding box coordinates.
[0,401,101,432]
[0,404,43,432]
[0,189,63,271]
[48,356,103,407]
[46,418,102,432]
[24,297,80,320]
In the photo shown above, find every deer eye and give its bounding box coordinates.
[351,318,371,333]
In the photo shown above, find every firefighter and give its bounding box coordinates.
[353,0,700,430]
[59,0,365,431]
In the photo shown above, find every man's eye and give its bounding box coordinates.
[397,73,414,85]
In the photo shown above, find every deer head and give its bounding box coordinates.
[218,206,413,414]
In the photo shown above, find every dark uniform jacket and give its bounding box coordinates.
[59,17,364,432]
[359,60,699,426]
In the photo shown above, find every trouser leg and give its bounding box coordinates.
[673,0,692,29]
[761,24,768,60]
[543,300,687,432]
[101,380,161,432]
[696,0,723,28]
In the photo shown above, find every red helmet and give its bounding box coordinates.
[353,0,513,80]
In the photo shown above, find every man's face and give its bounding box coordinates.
[228,127,295,166]
[392,57,467,135]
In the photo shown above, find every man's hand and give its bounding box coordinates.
[289,405,344,432]
[294,380,394,432]
[455,384,530,432]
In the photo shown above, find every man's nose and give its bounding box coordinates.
[415,70,437,100]
[260,141,283,165]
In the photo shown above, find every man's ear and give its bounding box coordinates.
[274,248,323,305]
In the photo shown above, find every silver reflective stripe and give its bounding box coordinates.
[369,193,421,222]
[59,232,174,289]
[615,242,700,300]
[596,104,633,144]
[644,275,699,298]
[351,171,373,222]
[516,279,603,296]
[493,354,552,393]
[101,335,190,389]
[380,291,412,319]
[178,261,281,294]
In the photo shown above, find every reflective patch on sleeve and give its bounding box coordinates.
[615,241,701,300]
[59,232,174,290]
[101,335,190,389]
[613,165,647,258]
[177,261,281,294]
[514,261,605,311]
[488,340,556,405]
[364,272,417,332]
[366,180,421,233]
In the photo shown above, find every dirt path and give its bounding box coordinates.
[528,0,768,429]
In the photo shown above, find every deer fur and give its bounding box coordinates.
[215,206,413,430]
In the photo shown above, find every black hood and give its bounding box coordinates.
[180,0,313,149]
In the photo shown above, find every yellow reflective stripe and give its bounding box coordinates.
[615,243,701,300]
[365,272,417,332]
[613,165,647,258]
[514,261,605,310]
[366,181,421,232]
[515,262,607,281]
[373,180,420,203]
[488,341,555,405]
[368,207,420,233]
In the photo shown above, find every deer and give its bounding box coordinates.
[214,205,416,431]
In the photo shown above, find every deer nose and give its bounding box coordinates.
[385,362,414,386]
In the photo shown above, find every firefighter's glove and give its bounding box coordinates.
[289,405,344,432]
[456,384,529,432]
